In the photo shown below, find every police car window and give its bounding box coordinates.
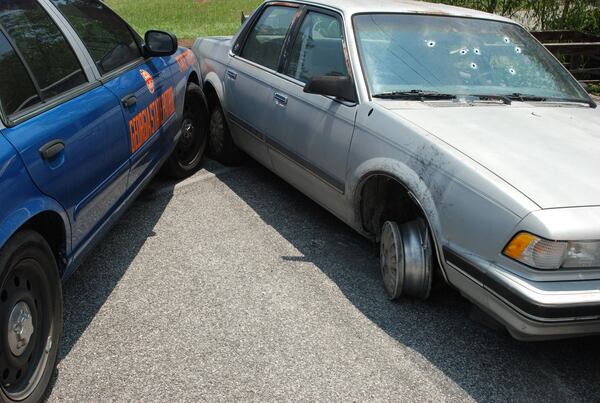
[51,0,142,75]
[0,0,86,101]
[285,12,348,83]
[241,6,297,70]
[0,33,40,117]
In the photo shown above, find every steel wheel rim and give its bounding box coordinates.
[176,112,204,168]
[0,258,53,401]
[380,222,403,299]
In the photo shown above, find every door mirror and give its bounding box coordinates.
[144,30,178,57]
[304,76,357,103]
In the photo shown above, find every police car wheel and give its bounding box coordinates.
[208,101,243,166]
[166,83,208,179]
[0,230,62,403]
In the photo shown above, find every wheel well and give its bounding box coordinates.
[203,81,219,110]
[21,212,66,275]
[360,175,422,238]
[188,71,200,87]
[359,174,446,283]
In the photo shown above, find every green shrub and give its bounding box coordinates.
[432,0,599,34]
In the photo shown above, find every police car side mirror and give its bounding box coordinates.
[144,30,178,57]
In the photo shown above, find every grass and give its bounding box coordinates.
[106,0,262,39]
[107,0,600,96]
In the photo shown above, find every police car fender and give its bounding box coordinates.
[0,141,70,253]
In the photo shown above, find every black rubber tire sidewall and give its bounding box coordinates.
[208,102,243,166]
[0,230,62,403]
[165,82,209,179]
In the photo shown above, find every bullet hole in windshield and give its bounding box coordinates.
[460,48,468,55]
[515,46,522,54]
[470,62,478,69]
[503,36,511,44]
[509,67,517,75]
[426,40,436,48]
[473,48,481,55]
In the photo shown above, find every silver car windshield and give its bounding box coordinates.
[353,14,589,102]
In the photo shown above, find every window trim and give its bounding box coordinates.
[0,27,43,106]
[233,2,302,73]
[98,57,147,85]
[47,0,145,78]
[281,6,351,85]
[0,0,148,128]
[6,81,102,127]
[0,0,94,126]
[274,4,359,106]
[38,0,98,81]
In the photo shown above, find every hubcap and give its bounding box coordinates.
[182,119,194,142]
[0,261,55,400]
[175,110,205,169]
[7,302,33,356]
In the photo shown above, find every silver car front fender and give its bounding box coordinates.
[348,157,447,277]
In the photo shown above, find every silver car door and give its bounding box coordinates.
[225,4,300,169]
[266,9,358,215]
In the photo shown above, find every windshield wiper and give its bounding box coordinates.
[373,90,456,101]
[373,91,512,105]
[508,93,596,108]
[507,93,547,102]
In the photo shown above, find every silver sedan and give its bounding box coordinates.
[193,0,600,340]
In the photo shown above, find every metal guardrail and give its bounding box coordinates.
[532,30,600,84]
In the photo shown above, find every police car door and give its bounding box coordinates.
[51,0,175,191]
[0,0,132,252]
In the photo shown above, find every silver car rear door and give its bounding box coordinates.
[225,4,301,169]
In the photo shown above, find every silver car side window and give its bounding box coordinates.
[285,11,348,83]
[240,5,297,71]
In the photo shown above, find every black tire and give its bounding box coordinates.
[208,100,243,166]
[165,82,209,179]
[0,230,62,403]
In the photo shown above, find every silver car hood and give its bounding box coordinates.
[383,103,600,209]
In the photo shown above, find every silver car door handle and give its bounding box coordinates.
[226,70,237,80]
[274,93,288,106]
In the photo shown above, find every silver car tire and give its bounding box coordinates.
[208,103,242,166]
[380,220,432,300]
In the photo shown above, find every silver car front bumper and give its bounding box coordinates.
[444,248,600,340]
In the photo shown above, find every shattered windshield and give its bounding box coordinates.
[353,14,589,101]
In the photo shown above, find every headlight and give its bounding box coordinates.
[503,232,600,270]
[563,242,600,268]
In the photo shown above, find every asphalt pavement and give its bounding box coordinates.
[47,159,600,402]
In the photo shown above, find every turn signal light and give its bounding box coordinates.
[503,232,567,270]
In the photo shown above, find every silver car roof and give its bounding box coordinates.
[278,0,514,24]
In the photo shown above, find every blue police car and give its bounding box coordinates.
[0,1,208,400]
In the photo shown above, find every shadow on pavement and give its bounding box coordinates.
[213,158,600,402]
[58,183,173,360]
[46,171,189,396]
